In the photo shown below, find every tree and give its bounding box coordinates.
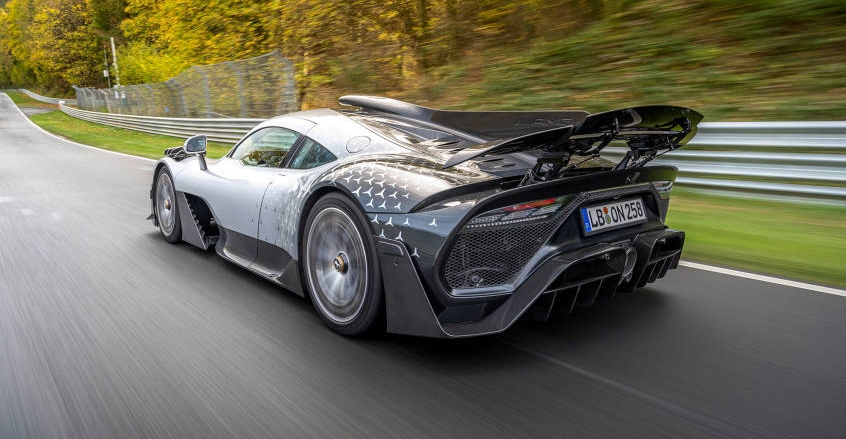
[122,0,278,65]
[28,0,101,92]
[0,0,36,87]
[88,0,126,38]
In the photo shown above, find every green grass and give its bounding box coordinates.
[16,102,846,289]
[6,91,57,109]
[28,111,232,159]
[667,188,846,289]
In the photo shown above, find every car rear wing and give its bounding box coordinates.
[339,96,702,171]
[441,105,703,170]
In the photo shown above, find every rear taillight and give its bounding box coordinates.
[651,180,674,199]
[465,195,575,229]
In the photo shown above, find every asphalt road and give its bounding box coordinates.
[1,94,845,439]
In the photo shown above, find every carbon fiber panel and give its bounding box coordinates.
[442,184,655,291]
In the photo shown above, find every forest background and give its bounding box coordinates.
[1,0,845,120]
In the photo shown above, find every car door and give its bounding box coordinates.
[182,126,303,266]
[252,136,339,278]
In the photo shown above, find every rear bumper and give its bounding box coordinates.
[377,228,683,338]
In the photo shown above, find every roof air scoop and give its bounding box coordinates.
[339,96,435,120]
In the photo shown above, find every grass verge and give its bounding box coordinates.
[18,102,846,289]
[6,91,57,110]
[28,110,232,159]
[667,189,845,289]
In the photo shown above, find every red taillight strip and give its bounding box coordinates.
[502,198,557,212]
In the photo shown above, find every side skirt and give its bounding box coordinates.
[215,227,305,297]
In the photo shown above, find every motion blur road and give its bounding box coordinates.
[1,94,845,439]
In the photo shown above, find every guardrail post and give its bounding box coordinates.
[277,52,298,114]
[193,65,213,117]
[99,89,113,113]
[72,86,83,109]
[165,79,188,118]
[143,84,155,116]
[225,61,248,118]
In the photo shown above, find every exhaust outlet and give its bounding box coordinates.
[621,247,638,284]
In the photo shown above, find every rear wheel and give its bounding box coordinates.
[303,193,383,336]
[155,169,182,243]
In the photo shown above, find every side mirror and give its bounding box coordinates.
[183,135,208,170]
[184,135,207,154]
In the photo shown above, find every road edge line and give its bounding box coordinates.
[679,261,846,297]
[2,93,156,163]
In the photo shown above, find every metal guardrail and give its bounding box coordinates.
[57,103,846,202]
[4,88,78,105]
[602,122,846,200]
[60,103,260,144]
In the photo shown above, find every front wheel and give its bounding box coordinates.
[155,168,182,243]
[302,193,383,336]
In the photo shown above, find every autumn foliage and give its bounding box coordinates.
[2,1,845,118]
[2,0,540,99]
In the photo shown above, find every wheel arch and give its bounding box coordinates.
[150,162,170,226]
[153,161,169,176]
[296,186,371,258]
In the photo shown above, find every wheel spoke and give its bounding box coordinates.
[326,274,346,305]
[156,174,176,234]
[305,206,369,324]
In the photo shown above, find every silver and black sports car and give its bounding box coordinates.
[149,96,702,338]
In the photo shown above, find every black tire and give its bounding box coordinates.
[302,193,384,336]
[154,168,182,243]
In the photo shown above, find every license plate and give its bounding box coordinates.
[580,197,647,236]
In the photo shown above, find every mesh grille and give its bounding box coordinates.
[443,220,559,289]
[442,186,655,291]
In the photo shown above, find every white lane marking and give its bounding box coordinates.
[0,196,15,203]
[680,261,846,297]
[20,208,34,216]
[1,93,156,163]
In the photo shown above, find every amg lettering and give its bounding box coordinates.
[512,117,573,128]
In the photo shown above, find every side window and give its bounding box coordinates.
[230,127,300,167]
[288,137,337,169]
